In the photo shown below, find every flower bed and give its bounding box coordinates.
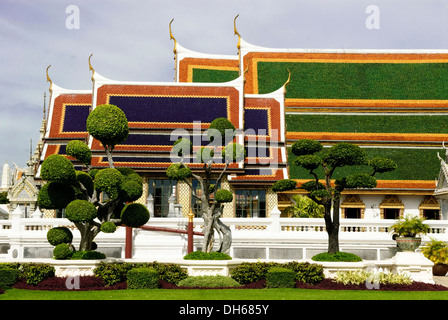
[6,276,448,292]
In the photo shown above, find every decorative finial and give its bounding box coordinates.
[283,69,291,94]
[46,65,53,92]
[169,18,177,54]
[88,54,95,81]
[234,14,241,50]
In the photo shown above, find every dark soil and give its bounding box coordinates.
[3,276,447,292]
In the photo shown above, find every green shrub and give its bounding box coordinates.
[40,154,77,185]
[100,221,117,233]
[47,227,73,246]
[334,270,412,286]
[65,199,97,223]
[311,251,362,262]
[120,203,150,228]
[266,267,296,288]
[86,104,129,148]
[177,275,241,288]
[272,179,297,192]
[0,268,19,287]
[285,261,325,284]
[183,250,232,260]
[37,181,76,209]
[53,243,74,260]
[215,189,233,203]
[230,261,325,285]
[93,262,188,286]
[94,168,123,199]
[20,264,55,285]
[127,268,159,289]
[66,140,92,166]
[71,250,106,260]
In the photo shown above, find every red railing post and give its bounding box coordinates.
[125,226,133,258]
[188,210,194,254]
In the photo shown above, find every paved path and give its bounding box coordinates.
[433,276,448,287]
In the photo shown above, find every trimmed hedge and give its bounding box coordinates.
[20,264,55,286]
[177,275,241,288]
[93,262,188,286]
[311,251,362,262]
[127,268,159,289]
[184,250,232,260]
[230,261,324,285]
[266,267,296,288]
[0,268,19,287]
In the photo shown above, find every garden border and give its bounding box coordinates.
[1,252,435,284]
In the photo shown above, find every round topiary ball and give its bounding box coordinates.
[119,180,143,202]
[65,199,97,223]
[121,203,150,228]
[215,189,233,203]
[53,243,73,260]
[37,181,76,209]
[86,104,129,147]
[76,171,94,197]
[101,221,117,233]
[40,154,77,184]
[94,168,122,199]
[66,140,92,166]
[47,227,73,246]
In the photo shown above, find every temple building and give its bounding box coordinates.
[37,19,448,221]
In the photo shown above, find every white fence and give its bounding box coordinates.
[2,209,448,261]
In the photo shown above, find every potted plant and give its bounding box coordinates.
[421,238,448,276]
[389,215,430,252]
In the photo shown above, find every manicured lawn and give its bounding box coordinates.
[2,288,448,300]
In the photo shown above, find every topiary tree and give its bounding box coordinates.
[38,104,149,255]
[167,117,244,254]
[272,139,397,254]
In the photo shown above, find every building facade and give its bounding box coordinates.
[37,21,448,222]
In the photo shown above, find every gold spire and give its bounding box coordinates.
[169,18,177,54]
[283,69,291,94]
[46,65,53,92]
[88,53,95,81]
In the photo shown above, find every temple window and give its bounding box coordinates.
[379,195,404,219]
[340,194,365,219]
[419,196,440,220]
[235,189,266,218]
[147,179,177,217]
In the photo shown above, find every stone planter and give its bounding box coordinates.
[395,237,421,252]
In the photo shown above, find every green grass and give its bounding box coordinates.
[1,288,448,300]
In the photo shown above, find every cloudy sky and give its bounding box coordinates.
[1,0,447,169]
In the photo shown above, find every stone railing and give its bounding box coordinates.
[1,207,448,261]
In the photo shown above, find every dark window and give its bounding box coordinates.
[235,189,266,218]
[384,208,400,219]
[148,179,177,217]
[423,209,440,220]
[344,208,361,219]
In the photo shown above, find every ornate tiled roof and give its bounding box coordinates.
[175,32,448,191]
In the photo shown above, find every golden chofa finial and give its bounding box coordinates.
[283,69,291,94]
[234,14,241,50]
[46,65,53,92]
[169,18,177,54]
[88,53,95,81]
